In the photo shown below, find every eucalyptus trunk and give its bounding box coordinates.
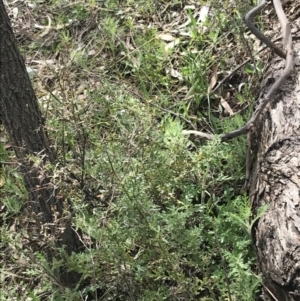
[0,0,82,287]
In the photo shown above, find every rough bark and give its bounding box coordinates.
[0,0,82,287]
[249,12,300,301]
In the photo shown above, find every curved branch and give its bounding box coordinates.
[183,0,293,142]
[221,0,293,141]
[244,0,286,59]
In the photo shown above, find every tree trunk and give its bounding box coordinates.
[0,0,82,287]
[249,12,300,301]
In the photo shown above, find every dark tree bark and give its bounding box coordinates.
[249,12,300,301]
[0,0,82,287]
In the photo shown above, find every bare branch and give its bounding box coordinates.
[182,130,213,140]
[244,0,286,59]
[185,0,293,143]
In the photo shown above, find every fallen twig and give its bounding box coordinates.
[182,130,214,140]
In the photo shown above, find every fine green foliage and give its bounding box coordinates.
[1,86,260,300]
[1,0,266,300]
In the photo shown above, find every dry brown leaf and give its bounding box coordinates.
[157,33,176,41]
[221,97,234,116]
[184,5,195,10]
[166,68,183,81]
[207,64,218,93]
[198,6,210,23]
[12,7,18,18]
[164,39,180,52]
